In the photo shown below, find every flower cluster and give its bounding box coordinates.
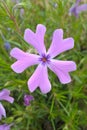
[2,0,87,128]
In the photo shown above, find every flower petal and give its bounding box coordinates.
[69,0,81,17]
[36,24,46,53]
[0,103,6,120]
[47,29,74,58]
[0,123,13,130]
[48,59,76,84]
[11,54,39,73]
[10,47,27,60]
[76,0,81,4]
[69,4,77,17]
[47,29,63,58]
[77,4,87,13]
[24,95,34,106]
[24,24,46,54]
[28,64,51,94]
[0,89,14,103]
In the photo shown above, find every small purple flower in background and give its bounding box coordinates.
[0,123,13,130]
[24,94,34,106]
[0,89,14,120]
[69,0,87,17]
[10,24,76,94]
[53,3,58,8]
[4,42,11,51]
[12,0,24,18]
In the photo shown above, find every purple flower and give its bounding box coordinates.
[0,123,13,130]
[0,89,14,120]
[4,42,11,51]
[10,24,76,94]
[69,0,87,17]
[24,94,34,106]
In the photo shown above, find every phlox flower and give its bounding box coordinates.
[0,89,14,120]
[24,94,34,106]
[0,123,13,130]
[69,0,87,17]
[10,24,76,94]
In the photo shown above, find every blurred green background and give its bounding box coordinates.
[0,0,87,129]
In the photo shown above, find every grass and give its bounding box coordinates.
[0,0,87,129]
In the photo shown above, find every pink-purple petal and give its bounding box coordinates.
[0,89,14,103]
[47,29,74,58]
[36,24,46,53]
[76,0,81,4]
[77,4,87,13]
[0,103,6,120]
[60,38,74,52]
[24,29,38,49]
[11,54,40,73]
[10,47,27,60]
[28,64,51,94]
[24,24,46,54]
[47,29,63,58]
[24,94,34,106]
[0,123,13,130]
[48,59,76,84]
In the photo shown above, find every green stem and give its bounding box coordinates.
[51,118,56,130]
[50,97,56,130]
[50,97,54,113]
[58,100,69,116]
[0,30,6,41]
[2,0,21,34]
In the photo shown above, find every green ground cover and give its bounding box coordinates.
[0,0,87,129]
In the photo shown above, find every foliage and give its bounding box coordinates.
[0,0,87,129]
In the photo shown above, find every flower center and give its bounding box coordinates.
[42,57,47,62]
[39,54,50,65]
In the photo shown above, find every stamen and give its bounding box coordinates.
[39,54,50,65]
[42,57,47,62]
